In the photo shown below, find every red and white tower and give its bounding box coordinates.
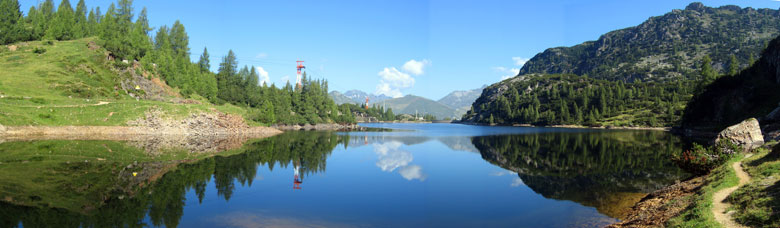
[296,60,305,89]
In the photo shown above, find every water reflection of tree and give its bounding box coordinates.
[0,131,343,228]
[473,131,691,218]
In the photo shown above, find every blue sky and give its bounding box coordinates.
[20,0,780,100]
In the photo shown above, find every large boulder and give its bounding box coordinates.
[715,118,764,148]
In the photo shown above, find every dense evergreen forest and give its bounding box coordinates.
[0,0,355,125]
[462,59,739,127]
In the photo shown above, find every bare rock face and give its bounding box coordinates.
[715,118,764,148]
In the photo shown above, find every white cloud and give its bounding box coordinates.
[402,59,430,75]
[255,67,270,86]
[375,83,403,98]
[512,57,530,66]
[494,67,520,80]
[255,53,268,59]
[374,67,414,98]
[399,165,427,181]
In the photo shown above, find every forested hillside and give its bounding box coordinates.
[682,35,780,132]
[464,3,778,127]
[0,0,354,125]
[517,2,780,82]
[462,74,693,127]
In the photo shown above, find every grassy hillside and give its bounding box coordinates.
[0,38,249,126]
[382,95,457,119]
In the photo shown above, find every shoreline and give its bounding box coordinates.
[607,175,706,227]
[0,125,282,141]
[454,121,671,131]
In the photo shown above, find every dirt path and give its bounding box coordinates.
[712,154,752,228]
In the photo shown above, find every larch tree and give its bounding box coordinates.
[46,0,75,40]
[0,0,24,44]
[198,47,210,73]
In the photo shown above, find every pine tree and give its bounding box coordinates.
[169,20,189,58]
[86,9,96,36]
[46,0,75,40]
[217,50,238,102]
[131,7,151,58]
[0,0,25,44]
[73,0,86,37]
[728,54,739,76]
[198,47,210,73]
[699,55,716,85]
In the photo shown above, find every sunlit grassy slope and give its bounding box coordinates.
[0,38,248,126]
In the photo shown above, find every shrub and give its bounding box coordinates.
[32,47,46,54]
[673,140,740,174]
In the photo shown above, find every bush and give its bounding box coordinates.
[43,40,54,46]
[673,140,740,174]
[32,47,46,54]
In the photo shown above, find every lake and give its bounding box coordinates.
[0,123,691,228]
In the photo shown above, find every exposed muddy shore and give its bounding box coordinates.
[0,110,282,142]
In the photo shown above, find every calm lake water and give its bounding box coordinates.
[0,123,691,228]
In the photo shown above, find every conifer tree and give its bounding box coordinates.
[74,0,86,37]
[46,0,75,40]
[728,54,739,76]
[0,0,25,44]
[198,47,210,73]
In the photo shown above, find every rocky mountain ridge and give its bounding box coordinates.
[518,2,780,82]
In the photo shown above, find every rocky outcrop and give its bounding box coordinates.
[715,118,764,148]
[517,3,780,81]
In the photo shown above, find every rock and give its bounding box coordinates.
[0,123,5,135]
[715,118,764,148]
[685,2,705,11]
[766,130,780,143]
[7,45,17,51]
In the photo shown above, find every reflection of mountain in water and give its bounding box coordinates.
[342,134,479,153]
[473,131,690,218]
[0,131,344,228]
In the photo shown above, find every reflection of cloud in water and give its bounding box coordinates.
[372,141,426,181]
[490,170,515,176]
[374,141,411,172]
[511,177,525,187]
[399,165,427,181]
[490,170,525,187]
[213,211,362,228]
